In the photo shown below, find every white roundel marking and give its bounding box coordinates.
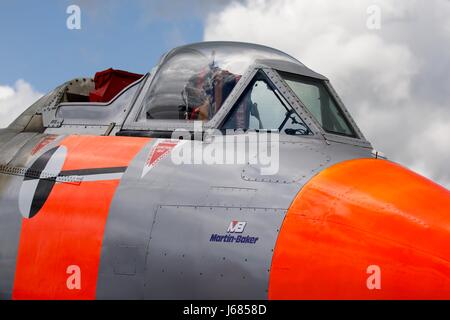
[18,179,41,219]
[42,145,67,176]
[18,146,67,219]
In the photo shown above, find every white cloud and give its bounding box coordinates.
[204,0,450,188]
[0,80,43,129]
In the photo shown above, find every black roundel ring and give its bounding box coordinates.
[18,146,127,219]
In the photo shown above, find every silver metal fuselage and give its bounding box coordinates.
[0,42,380,299]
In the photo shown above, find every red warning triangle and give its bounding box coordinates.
[142,140,179,177]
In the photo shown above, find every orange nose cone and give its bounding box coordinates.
[269,158,450,300]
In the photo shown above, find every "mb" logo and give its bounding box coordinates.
[227,221,247,233]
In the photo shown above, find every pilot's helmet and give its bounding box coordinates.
[183,68,214,107]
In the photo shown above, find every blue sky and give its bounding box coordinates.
[0,1,204,92]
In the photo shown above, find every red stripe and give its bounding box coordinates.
[13,136,149,300]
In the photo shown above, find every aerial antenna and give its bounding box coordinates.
[209,50,217,70]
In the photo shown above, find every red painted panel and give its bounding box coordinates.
[13,136,149,300]
[269,159,450,299]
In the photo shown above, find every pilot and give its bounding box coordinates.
[183,67,235,121]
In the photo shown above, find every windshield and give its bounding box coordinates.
[222,73,311,135]
[280,72,356,137]
[137,42,301,123]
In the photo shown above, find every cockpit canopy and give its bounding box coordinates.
[20,41,364,144]
[134,42,356,138]
[138,42,301,122]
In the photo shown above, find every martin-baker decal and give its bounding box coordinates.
[210,221,259,244]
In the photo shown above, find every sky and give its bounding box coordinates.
[0,0,449,188]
